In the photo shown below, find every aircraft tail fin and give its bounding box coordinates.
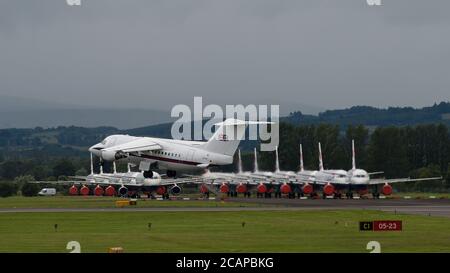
[318,142,324,171]
[299,144,304,172]
[275,146,280,172]
[201,119,273,156]
[254,147,259,173]
[90,153,94,175]
[352,139,356,171]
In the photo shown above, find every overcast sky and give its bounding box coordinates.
[0,0,449,114]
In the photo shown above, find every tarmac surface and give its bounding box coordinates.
[230,198,450,218]
[0,198,449,218]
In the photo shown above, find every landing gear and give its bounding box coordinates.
[309,192,318,199]
[346,192,354,199]
[264,192,272,198]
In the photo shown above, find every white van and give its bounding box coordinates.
[38,188,56,196]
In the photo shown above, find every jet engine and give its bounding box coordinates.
[118,186,128,196]
[170,185,182,195]
[94,185,104,196]
[69,185,78,195]
[156,186,166,195]
[219,183,229,193]
[101,150,127,161]
[382,184,393,195]
[280,183,292,194]
[105,186,116,196]
[257,183,267,194]
[200,184,209,194]
[323,183,335,196]
[80,185,90,196]
[236,183,247,194]
[302,183,313,195]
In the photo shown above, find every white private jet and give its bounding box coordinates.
[89,119,272,178]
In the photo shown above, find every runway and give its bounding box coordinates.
[230,198,450,218]
[0,199,449,218]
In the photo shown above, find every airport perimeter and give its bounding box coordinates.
[0,196,449,253]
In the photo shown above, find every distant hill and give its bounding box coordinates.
[0,95,171,129]
[0,102,449,159]
[283,102,450,127]
[0,109,173,130]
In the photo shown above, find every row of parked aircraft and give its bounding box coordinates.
[35,119,442,199]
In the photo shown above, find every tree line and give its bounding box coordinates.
[0,123,449,196]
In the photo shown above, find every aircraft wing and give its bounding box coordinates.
[30,179,145,187]
[311,180,348,185]
[30,180,88,185]
[158,177,206,186]
[102,138,162,153]
[369,177,443,185]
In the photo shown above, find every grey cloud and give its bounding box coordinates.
[0,0,449,115]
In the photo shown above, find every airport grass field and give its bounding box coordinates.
[0,196,258,209]
[0,209,449,253]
